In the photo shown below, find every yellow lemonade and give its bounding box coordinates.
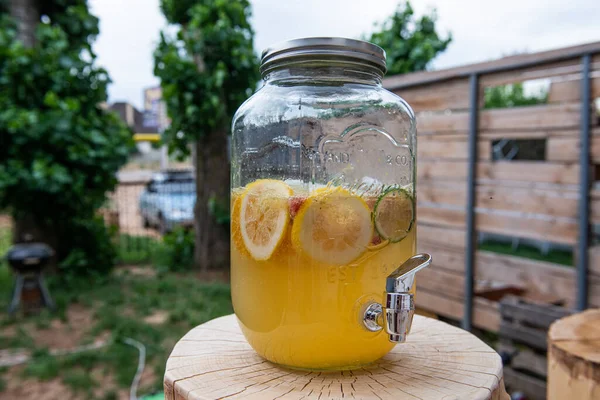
[231,179,416,370]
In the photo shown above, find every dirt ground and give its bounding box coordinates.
[0,215,12,229]
[0,270,163,400]
[1,364,157,400]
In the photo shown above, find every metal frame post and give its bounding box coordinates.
[577,54,592,311]
[463,73,479,331]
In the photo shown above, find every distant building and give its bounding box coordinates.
[143,86,169,132]
[108,102,159,156]
[109,102,150,133]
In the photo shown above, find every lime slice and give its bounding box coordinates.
[373,188,414,243]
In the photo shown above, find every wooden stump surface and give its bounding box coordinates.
[547,309,600,400]
[164,314,508,400]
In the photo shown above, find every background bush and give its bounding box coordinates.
[0,1,132,278]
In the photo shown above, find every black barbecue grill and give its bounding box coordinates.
[5,242,56,314]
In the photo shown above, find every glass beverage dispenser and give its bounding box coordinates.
[230,37,431,370]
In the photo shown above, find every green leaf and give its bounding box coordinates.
[367,1,451,75]
[43,91,59,107]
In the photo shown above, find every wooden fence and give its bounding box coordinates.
[383,41,600,331]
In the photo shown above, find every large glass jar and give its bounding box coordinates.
[231,38,430,370]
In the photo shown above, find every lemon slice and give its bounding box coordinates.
[373,188,414,243]
[240,179,292,260]
[292,187,373,265]
[231,192,250,257]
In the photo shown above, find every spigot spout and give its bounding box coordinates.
[385,292,414,342]
[362,253,432,343]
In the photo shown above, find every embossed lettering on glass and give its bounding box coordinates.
[230,37,431,370]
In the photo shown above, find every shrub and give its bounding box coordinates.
[156,227,195,272]
[0,3,132,277]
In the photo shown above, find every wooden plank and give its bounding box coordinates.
[499,296,573,329]
[414,249,600,310]
[418,138,468,160]
[417,111,469,132]
[418,182,467,207]
[485,253,600,308]
[478,127,600,140]
[477,161,580,185]
[419,103,582,133]
[547,136,600,162]
[480,103,581,131]
[383,41,600,90]
[503,367,547,400]
[476,184,579,219]
[417,267,465,300]
[417,244,465,272]
[419,206,465,229]
[415,289,500,332]
[593,199,600,224]
[417,160,467,181]
[417,181,580,220]
[393,78,472,112]
[500,322,548,350]
[476,210,578,245]
[417,131,468,139]
[417,224,466,250]
[481,59,600,88]
[547,76,600,103]
[418,139,490,160]
[476,252,577,308]
[593,189,600,227]
[421,205,578,244]
[512,350,548,378]
[474,180,579,192]
[496,342,548,378]
[590,245,600,276]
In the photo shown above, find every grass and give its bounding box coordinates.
[116,234,162,265]
[0,226,11,256]
[479,240,573,266]
[0,226,11,301]
[0,372,5,392]
[0,261,232,399]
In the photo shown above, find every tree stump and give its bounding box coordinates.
[164,314,509,400]
[548,309,600,400]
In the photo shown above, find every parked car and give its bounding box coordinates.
[139,171,195,234]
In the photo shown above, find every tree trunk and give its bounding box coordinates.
[9,0,39,47]
[193,130,230,272]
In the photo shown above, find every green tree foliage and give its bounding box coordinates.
[0,1,132,276]
[154,0,259,270]
[367,1,451,75]
[484,82,548,109]
[154,0,258,154]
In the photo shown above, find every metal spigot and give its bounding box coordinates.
[363,253,432,343]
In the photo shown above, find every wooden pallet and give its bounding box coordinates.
[497,296,573,400]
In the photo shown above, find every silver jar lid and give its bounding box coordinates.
[260,37,387,75]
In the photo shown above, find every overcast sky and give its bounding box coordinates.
[89,0,600,110]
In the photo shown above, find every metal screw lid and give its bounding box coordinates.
[260,37,387,76]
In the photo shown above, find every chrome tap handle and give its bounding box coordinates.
[385,253,432,293]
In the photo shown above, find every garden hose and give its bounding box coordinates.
[123,337,147,400]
